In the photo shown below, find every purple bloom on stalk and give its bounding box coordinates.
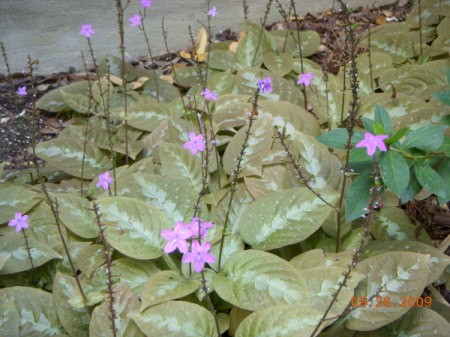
[140,0,152,8]
[201,88,218,102]
[16,86,27,96]
[96,171,113,190]
[183,132,206,155]
[188,217,214,239]
[257,77,272,94]
[80,24,95,38]
[355,132,389,156]
[8,212,29,232]
[161,221,193,254]
[129,13,142,27]
[182,240,216,273]
[297,72,315,86]
[207,6,217,17]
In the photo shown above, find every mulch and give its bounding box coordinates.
[0,1,449,293]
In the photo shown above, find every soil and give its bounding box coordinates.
[0,0,449,300]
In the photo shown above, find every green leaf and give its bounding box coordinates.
[235,305,324,337]
[374,307,450,337]
[53,273,90,337]
[223,117,273,177]
[0,235,62,275]
[90,282,145,337]
[97,197,171,260]
[36,86,67,112]
[77,244,105,277]
[374,104,393,135]
[290,131,343,191]
[213,250,310,311]
[117,173,200,224]
[0,286,64,335]
[236,33,263,67]
[208,50,236,71]
[141,271,200,311]
[263,52,293,77]
[414,162,447,198]
[402,125,447,152]
[129,301,218,337]
[316,129,364,150]
[235,67,303,106]
[35,136,112,179]
[239,187,338,250]
[386,127,410,145]
[345,173,372,222]
[0,184,40,224]
[379,151,410,197]
[159,143,202,190]
[112,258,160,298]
[110,102,176,132]
[52,192,99,239]
[141,75,180,102]
[432,90,450,106]
[364,240,450,285]
[346,252,430,331]
[372,206,432,243]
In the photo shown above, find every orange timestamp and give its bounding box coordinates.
[351,295,432,308]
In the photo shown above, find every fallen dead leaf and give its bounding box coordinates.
[129,76,149,90]
[109,75,124,86]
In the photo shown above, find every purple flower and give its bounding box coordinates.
[8,212,29,232]
[201,88,218,102]
[129,13,142,27]
[257,77,272,94]
[297,73,315,86]
[96,171,113,190]
[161,221,193,254]
[80,24,95,38]
[188,217,214,238]
[183,132,206,155]
[140,0,152,8]
[207,6,217,17]
[182,240,216,273]
[16,86,27,96]
[355,132,389,156]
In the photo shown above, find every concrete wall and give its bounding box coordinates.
[0,0,393,74]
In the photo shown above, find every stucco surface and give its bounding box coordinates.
[0,0,393,74]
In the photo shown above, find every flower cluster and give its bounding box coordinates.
[207,6,217,17]
[161,217,215,272]
[140,0,152,8]
[16,86,27,96]
[297,72,315,86]
[257,77,272,94]
[80,24,95,38]
[201,88,218,102]
[96,171,113,190]
[129,13,142,27]
[8,212,29,232]
[183,132,206,155]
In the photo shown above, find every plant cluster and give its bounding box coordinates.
[0,0,449,336]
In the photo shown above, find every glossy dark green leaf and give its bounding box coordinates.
[374,104,393,135]
[345,173,373,222]
[414,162,447,199]
[379,151,410,197]
[402,125,447,152]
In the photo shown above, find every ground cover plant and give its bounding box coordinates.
[0,0,449,336]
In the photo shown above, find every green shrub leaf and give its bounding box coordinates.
[141,270,200,311]
[97,197,171,260]
[213,250,310,311]
[129,301,218,337]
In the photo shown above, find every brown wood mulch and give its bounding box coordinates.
[0,1,449,287]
